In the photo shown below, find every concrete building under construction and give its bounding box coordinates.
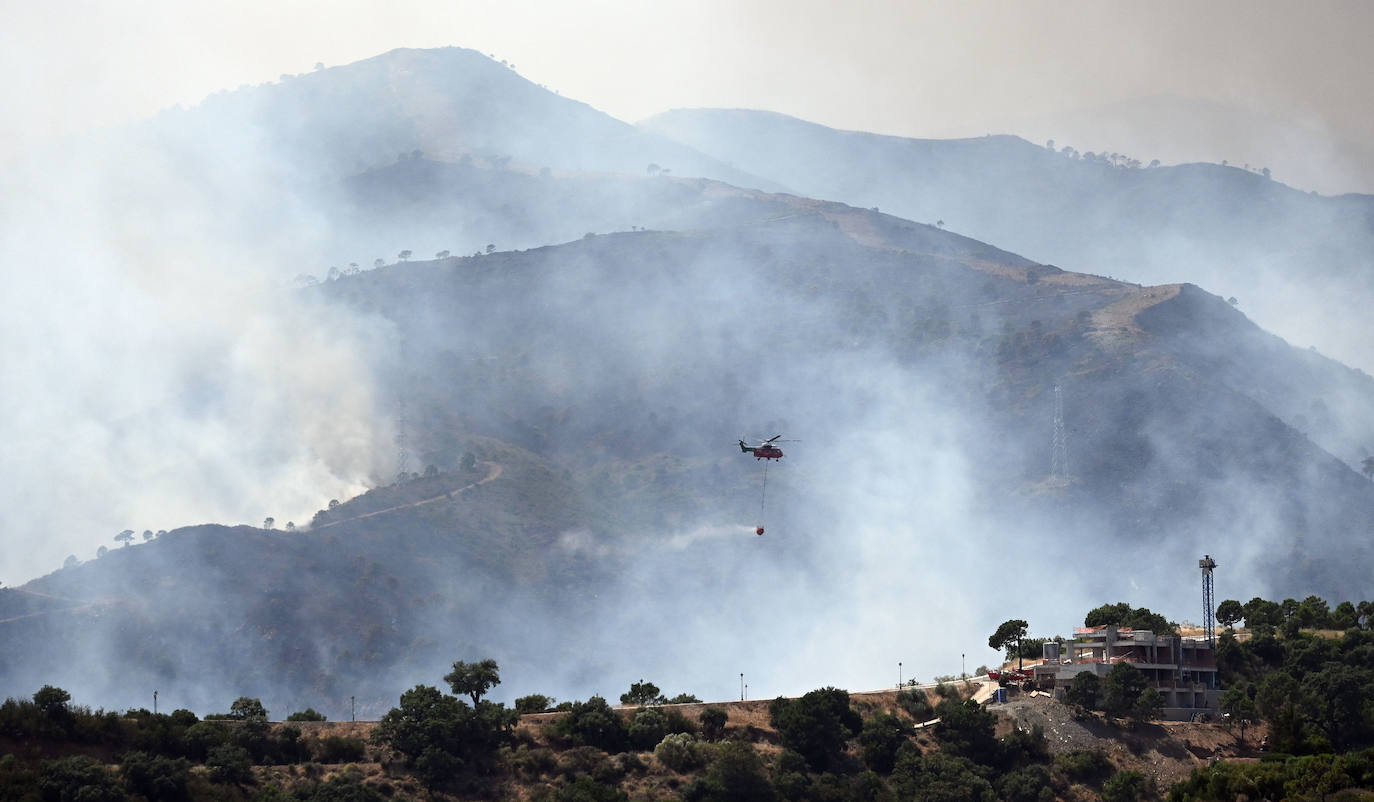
[1030,625,1220,720]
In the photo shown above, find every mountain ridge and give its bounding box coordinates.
[641,107,1374,373]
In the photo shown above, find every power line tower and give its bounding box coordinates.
[395,405,410,482]
[1199,554,1217,646]
[394,337,411,483]
[1050,384,1068,479]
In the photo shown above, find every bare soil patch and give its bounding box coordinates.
[994,693,1268,790]
[1088,284,1182,348]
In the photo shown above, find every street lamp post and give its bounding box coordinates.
[740,673,744,702]
[898,662,902,689]
[962,653,966,678]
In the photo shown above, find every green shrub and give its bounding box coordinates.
[613,751,645,776]
[516,694,555,714]
[1101,769,1149,802]
[550,697,628,753]
[314,735,367,763]
[654,733,708,773]
[169,709,198,728]
[228,697,268,721]
[1001,723,1050,766]
[298,772,387,801]
[557,746,624,784]
[206,744,253,786]
[768,688,862,772]
[371,682,515,780]
[507,745,558,778]
[897,688,933,721]
[554,776,628,802]
[627,707,667,751]
[119,751,191,802]
[932,698,999,766]
[38,755,128,801]
[0,753,37,798]
[891,749,993,801]
[1053,747,1112,783]
[619,681,664,707]
[858,712,912,774]
[413,746,462,790]
[698,707,728,741]
[701,741,776,801]
[997,764,1054,802]
[33,686,72,718]
[182,721,230,761]
[663,707,697,736]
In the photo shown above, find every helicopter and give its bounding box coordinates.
[739,434,792,461]
[737,435,797,536]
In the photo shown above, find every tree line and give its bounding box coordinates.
[1171,593,1374,800]
[368,659,1155,801]
[11,601,1372,802]
[0,685,369,801]
[0,658,1153,802]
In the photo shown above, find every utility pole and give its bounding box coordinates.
[153,690,157,716]
[898,661,902,689]
[740,673,744,702]
[351,695,356,722]
[962,653,966,678]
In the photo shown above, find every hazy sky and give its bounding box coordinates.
[4,0,1373,194]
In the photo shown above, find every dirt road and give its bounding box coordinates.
[312,461,503,530]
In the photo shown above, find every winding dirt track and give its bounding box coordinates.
[0,463,506,624]
[311,461,503,530]
[0,587,102,624]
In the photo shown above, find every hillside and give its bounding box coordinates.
[641,108,1374,373]
[321,206,1374,600]
[0,437,609,716]
[6,195,1374,715]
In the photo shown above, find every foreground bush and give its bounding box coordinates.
[655,732,710,772]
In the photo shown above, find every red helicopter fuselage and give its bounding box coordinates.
[740,437,788,460]
[750,444,784,460]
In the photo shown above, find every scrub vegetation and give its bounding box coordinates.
[6,593,1373,801]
